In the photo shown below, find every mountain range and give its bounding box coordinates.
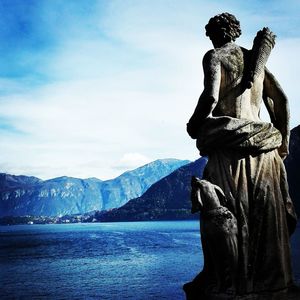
[1,125,299,222]
[99,157,208,222]
[0,159,189,217]
[99,125,300,222]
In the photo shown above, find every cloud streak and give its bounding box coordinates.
[0,0,299,179]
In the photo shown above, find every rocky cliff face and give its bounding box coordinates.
[99,159,190,210]
[285,125,300,217]
[100,157,208,222]
[0,159,189,217]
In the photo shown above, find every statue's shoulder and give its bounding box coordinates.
[202,44,250,71]
[203,44,246,61]
[202,49,219,68]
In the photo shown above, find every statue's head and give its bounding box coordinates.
[191,177,226,212]
[205,13,241,47]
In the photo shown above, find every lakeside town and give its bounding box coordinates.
[0,211,105,226]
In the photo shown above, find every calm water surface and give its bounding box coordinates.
[0,221,299,300]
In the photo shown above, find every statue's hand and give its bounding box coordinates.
[278,143,289,160]
[186,122,198,139]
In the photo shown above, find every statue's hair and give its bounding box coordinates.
[205,13,241,42]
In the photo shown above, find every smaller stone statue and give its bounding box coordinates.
[190,177,238,296]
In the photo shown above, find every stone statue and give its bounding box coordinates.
[184,12,298,300]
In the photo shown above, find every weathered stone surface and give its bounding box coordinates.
[185,12,298,299]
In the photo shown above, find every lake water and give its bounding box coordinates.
[0,221,299,299]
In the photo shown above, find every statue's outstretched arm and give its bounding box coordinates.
[263,67,290,159]
[187,51,221,139]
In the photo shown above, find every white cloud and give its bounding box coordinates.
[114,153,152,171]
[0,1,299,180]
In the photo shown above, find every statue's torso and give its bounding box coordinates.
[211,43,263,122]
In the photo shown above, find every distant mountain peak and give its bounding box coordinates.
[100,157,208,222]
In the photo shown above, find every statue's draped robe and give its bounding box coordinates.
[197,116,297,294]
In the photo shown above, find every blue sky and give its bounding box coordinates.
[0,0,300,179]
